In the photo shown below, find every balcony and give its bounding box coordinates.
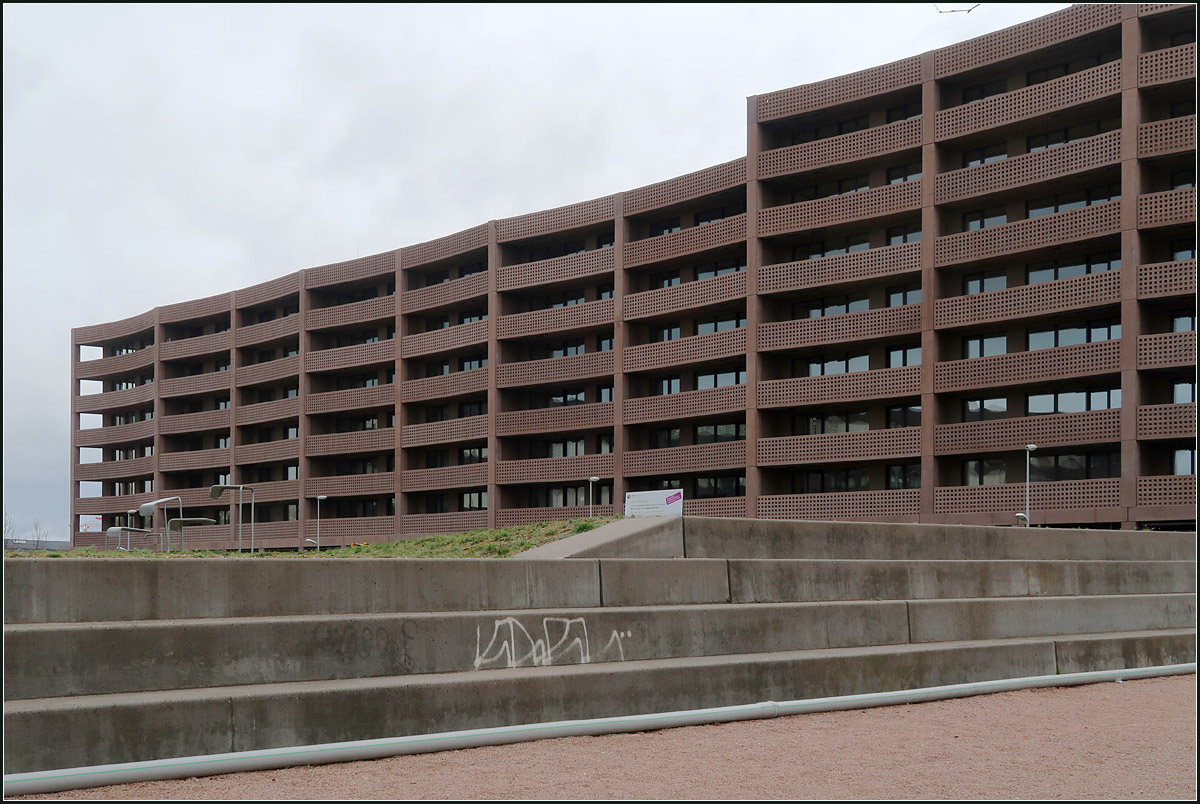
[305,472,396,498]
[160,292,231,325]
[235,439,300,465]
[1136,475,1197,508]
[495,504,616,527]
[74,347,156,381]
[76,456,155,481]
[758,366,921,408]
[159,331,231,362]
[237,396,300,426]
[759,242,921,296]
[236,271,300,310]
[305,384,395,415]
[758,490,920,521]
[757,55,922,122]
[683,497,747,518]
[75,491,156,516]
[624,327,746,373]
[303,516,395,544]
[758,427,920,465]
[243,479,300,503]
[1137,331,1196,370]
[935,130,1121,205]
[496,402,614,436]
[624,159,746,216]
[1137,259,1196,299]
[934,478,1120,514]
[235,314,299,348]
[400,368,488,403]
[760,305,920,352]
[401,319,488,358]
[497,351,613,389]
[305,339,395,374]
[306,295,396,331]
[758,181,922,237]
[1138,115,1196,159]
[498,194,615,241]
[934,409,1121,455]
[159,409,231,435]
[74,418,155,448]
[499,248,614,292]
[306,428,396,457]
[934,270,1120,329]
[402,415,489,448]
[237,355,300,387]
[934,201,1121,267]
[401,463,487,492]
[934,340,1121,393]
[498,298,614,340]
[1138,188,1197,229]
[400,510,489,536]
[758,118,922,180]
[935,61,1121,140]
[74,309,155,346]
[624,441,746,477]
[158,447,231,473]
[305,251,396,291]
[1137,403,1197,440]
[1138,42,1196,87]
[496,454,613,485]
[624,385,746,425]
[160,371,231,399]
[624,271,747,321]
[401,223,488,271]
[624,215,747,269]
[401,272,488,314]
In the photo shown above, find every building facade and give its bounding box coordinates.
[71,4,1197,550]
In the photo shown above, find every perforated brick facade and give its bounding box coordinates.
[71,4,1197,549]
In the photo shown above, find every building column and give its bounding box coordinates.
[919,54,941,524]
[612,195,629,513]
[486,221,501,529]
[744,96,763,518]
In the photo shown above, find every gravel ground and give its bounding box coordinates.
[17,675,1196,800]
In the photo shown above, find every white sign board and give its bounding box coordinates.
[624,489,684,518]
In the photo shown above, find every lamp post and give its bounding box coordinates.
[138,496,183,552]
[1024,444,1037,527]
[588,476,600,518]
[106,526,155,552]
[313,495,327,551]
[209,484,256,552]
[165,517,216,552]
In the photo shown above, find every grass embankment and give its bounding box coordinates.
[2,517,618,560]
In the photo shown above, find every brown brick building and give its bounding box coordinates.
[71,4,1197,549]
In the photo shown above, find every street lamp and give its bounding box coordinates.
[138,496,183,552]
[165,517,216,552]
[588,476,601,518]
[209,484,256,552]
[106,526,156,552]
[312,495,328,551]
[1024,444,1037,527]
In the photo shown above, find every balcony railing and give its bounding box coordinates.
[935,130,1121,205]
[304,384,394,415]
[74,383,156,414]
[305,472,396,498]
[623,441,746,477]
[624,270,747,321]
[624,385,746,424]
[1137,259,1196,300]
[935,61,1121,140]
[624,159,746,216]
[306,295,396,331]
[237,396,301,426]
[760,305,921,351]
[74,347,157,381]
[160,371,231,399]
[498,298,614,340]
[303,516,395,543]
[758,427,920,465]
[74,418,155,448]
[683,497,747,518]
[1137,115,1196,159]
[758,490,920,521]
[401,272,488,314]
[934,201,1121,267]
[496,454,613,485]
[1136,475,1197,508]
[934,409,1121,455]
[624,327,746,373]
[498,248,614,292]
[75,456,155,481]
[1137,331,1196,370]
[74,309,156,346]
[235,439,300,465]
[495,504,616,527]
[934,478,1120,513]
[401,368,487,403]
[1138,42,1196,87]
[757,56,922,121]
[758,366,921,408]
[401,463,487,492]
[934,340,1121,393]
[400,510,489,536]
[306,428,396,457]
[497,351,613,388]
[1137,188,1197,229]
[496,402,614,436]
[401,415,489,448]
[237,355,300,387]
[1137,403,1197,440]
[757,117,921,180]
[235,314,299,348]
[758,180,922,237]
[759,242,921,296]
[159,409,231,435]
[158,447,232,473]
[159,331,231,362]
[624,215,747,268]
[305,339,395,374]
[934,270,1120,329]
[401,319,488,358]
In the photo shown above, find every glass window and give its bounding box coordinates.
[694,370,746,390]
[695,207,727,226]
[887,346,921,368]
[651,323,681,343]
[887,405,921,428]
[1171,310,1196,332]
[886,101,921,122]
[1174,449,1197,475]
[695,475,746,499]
[651,428,680,449]
[1027,251,1120,285]
[887,285,921,307]
[886,464,921,489]
[1027,185,1119,219]
[963,208,1006,231]
[964,459,1006,485]
[801,295,869,318]
[597,232,615,249]
[598,434,614,454]
[649,218,681,237]
[460,355,487,371]
[964,270,1007,295]
[696,315,746,334]
[886,162,922,184]
[695,423,746,444]
[1173,381,1196,404]
[1170,239,1196,261]
[887,224,921,245]
[549,291,584,308]
[598,385,615,403]
[695,257,745,281]
[654,377,680,396]
[964,335,1006,359]
[962,79,1006,104]
[1029,321,1118,350]
[964,397,1007,422]
[598,283,614,300]
[801,411,869,434]
[652,271,681,289]
[1169,169,1194,190]
[793,233,870,261]
[962,143,1007,168]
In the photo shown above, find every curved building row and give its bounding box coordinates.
[70,3,1197,549]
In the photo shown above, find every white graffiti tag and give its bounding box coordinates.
[473,617,632,670]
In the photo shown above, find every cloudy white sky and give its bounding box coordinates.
[2,2,1071,539]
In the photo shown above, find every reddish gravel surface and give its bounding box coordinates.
[19,675,1196,800]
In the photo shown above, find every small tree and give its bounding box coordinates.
[30,518,48,550]
[3,508,14,548]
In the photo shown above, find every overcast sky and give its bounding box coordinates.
[2,2,1071,539]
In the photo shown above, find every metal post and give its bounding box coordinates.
[250,487,256,552]
[1025,444,1037,527]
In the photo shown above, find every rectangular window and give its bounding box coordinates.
[549,291,586,308]
[695,257,745,281]
[597,231,615,249]
[459,447,488,464]
[459,262,484,278]
[648,218,681,237]
[806,353,870,376]
[1171,310,1196,332]
[886,405,921,428]
[696,315,746,335]
[461,491,488,511]
[886,162,922,184]
[460,355,487,371]
[694,422,746,444]
[1027,185,1119,219]
[459,401,487,418]
[963,270,1007,295]
[1174,449,1197,476]
[961,143,1007,168]
[695,475,746,499]
[887,285,921,307]
[793,233,870,261]
[1028,320,1119,350]
[598,336,614,352]
[694,370,746,390]
[797,468,869,494]
[963,208,1007,231]
[964,459,1006,486]
[651,428,681,449]
[886,101,921,122]
[598,385,614,403]
[460,309,487,324]
[1173,381,1196,404]
[800,294,869,319]
[964,397,1007,422]
[694,207,727,226]
[598,283,615,300]
[801,411,869,434]
[887,224,921,245]
[887,346,921,368]
[886,464,921,490]
[561,240,586,256]
[652,271,681,289]
[964,335,1006,359]
[1026,251,1120,285]
[653,377,681,396]
[1027,387,1119,415]
[962,79,1006,104]
[651,323,681,343]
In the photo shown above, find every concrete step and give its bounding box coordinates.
[5,630,1193,774]
[6,593,1194,701]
